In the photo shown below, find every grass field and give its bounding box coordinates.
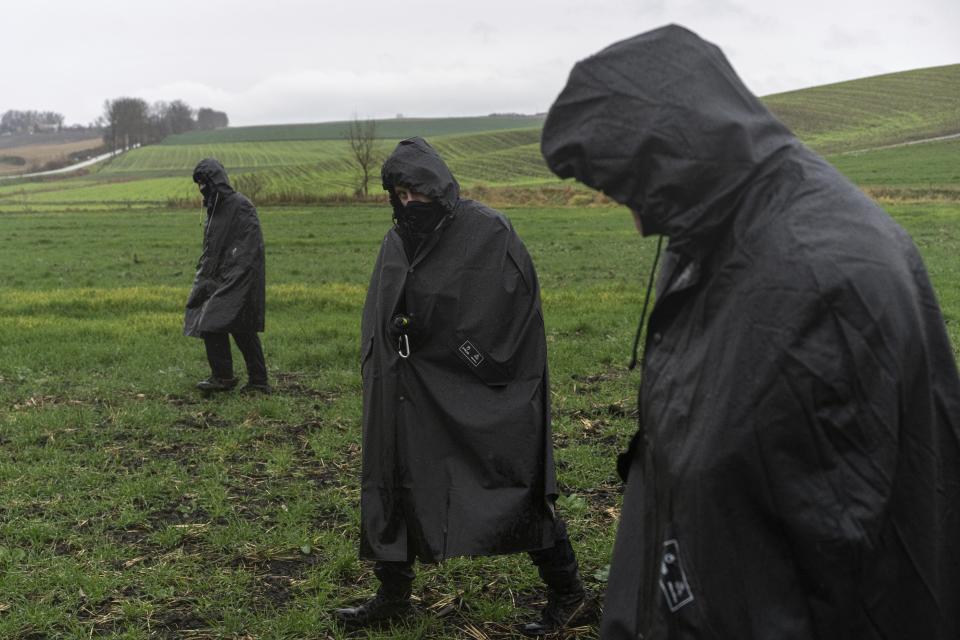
[0,64,956,212]
[2,199,958,639]
[764,63,960,153]
[1,63,959,638]
[830,138,960,200]
[0,204,654,639]
[2,131,956,213]
[0,129,561,211]
[161,115,547,145]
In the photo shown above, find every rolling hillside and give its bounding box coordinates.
[0,64,957,211]
[161,114,546,145]
[0,136,104,176]
[764,63,960,154]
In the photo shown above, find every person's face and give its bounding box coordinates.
[395,186,431,207]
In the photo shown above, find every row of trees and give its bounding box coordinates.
[0,110,65,134]
[101,98,229,151]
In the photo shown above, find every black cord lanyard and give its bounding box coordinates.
[628,234,664,371]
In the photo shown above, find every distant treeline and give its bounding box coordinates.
[1,99,229,154]
[0,110,66,134]
[101,98,229,151]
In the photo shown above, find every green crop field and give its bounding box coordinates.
[1,64,959,638]
[829,137,960,200]
[2,198,957,639]
[0,128,560,212]
[764,63,960,153]
[161,115,547,145]
[2,64,956,213]
[3,134,956,213]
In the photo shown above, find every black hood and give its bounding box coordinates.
[381,137,461,216]
[541,24,796,249]
[192,158,236,198]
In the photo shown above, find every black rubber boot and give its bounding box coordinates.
[520,581,587,636]
[240,382,272,395]
[333,590,412,628]
[335,560,415,628]
[196,376,238,392]
[523,519,587,635]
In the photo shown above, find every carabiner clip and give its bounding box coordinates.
[398,334,411,359]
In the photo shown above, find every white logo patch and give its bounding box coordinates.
[458,340,484,367]
[659,539,694,612]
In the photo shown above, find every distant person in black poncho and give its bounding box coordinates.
[334,138,587,635]
[541,24,960,640]
[184,159,270,395]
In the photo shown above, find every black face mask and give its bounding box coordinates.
[395,200,448,260]
[397,200,446,235]
[198,182,216,209]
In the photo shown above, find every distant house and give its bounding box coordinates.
[33,123,60,133]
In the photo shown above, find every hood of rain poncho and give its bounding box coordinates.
[381,137,461,217]
[541,24,796,255]
[193,157,236,199]
[541,24,960,640]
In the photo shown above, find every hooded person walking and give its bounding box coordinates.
[541,25,960,640]
[334,137,586,634]
[184,158,269,394]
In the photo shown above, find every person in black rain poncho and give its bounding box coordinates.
[540,25,960,640]
[184,159,269,394]
[334,138,586,634]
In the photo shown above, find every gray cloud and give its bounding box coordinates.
[2,0,957,126]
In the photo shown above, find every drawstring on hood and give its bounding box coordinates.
[541,24,799,368]
[628,235,664,370]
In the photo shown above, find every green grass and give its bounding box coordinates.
[826,138,960,200]
[2,64,957,213]
[3,135,956,214]
[765,63,960,153]
[1,196,957,638]
[0,204,654,639]
[162,115,547,145]
[0,62,958,638]
[104,140,355,176]
[0,129,559,211]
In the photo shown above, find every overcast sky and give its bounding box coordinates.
[3,0,958,127]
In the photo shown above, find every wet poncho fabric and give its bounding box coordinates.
[183,158,265,337]
[359,137,559,562]
[542,24,960,640]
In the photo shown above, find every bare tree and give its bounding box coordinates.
[345,116,379,198]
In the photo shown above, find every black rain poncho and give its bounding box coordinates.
[183,159,265,337]
[541,24,960,640]
[359,137,559,562]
